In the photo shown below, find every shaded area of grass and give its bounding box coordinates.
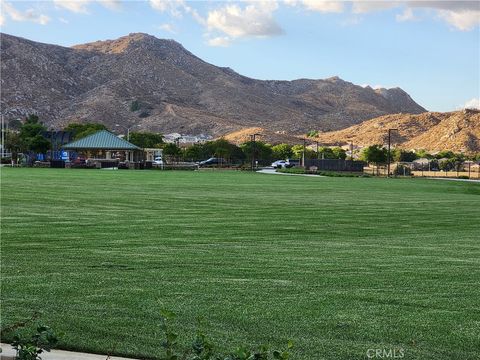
[1,168,479,359]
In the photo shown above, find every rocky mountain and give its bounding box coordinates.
[1,32,426,136]
[312,109,480,153]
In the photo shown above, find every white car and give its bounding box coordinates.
[271,160,289,169]
[153,157,163,165]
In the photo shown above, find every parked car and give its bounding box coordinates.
[153,157,163,166]
[199,157,224,167]
[271,160,296,169]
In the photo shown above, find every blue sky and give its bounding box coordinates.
[1,0,479,112]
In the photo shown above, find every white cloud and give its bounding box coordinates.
[1,1,50,25]
[206,1,283,39]
[351,1,400,14]
[396,7,416,22]
[285,0,479,31]
[149,0,185,17]
[158,22,176,33]
[100,0,122,11]
[436,9,480,31]
[290,0,344,13]
[0,12,4,26]
[53,0,122,14]
[53,0,91,14]
[407,1,480,31]
[463,98,480,110]
[59,16,69,23]
[207,36,232,47]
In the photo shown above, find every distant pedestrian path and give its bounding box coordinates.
[427,177,480,183]
[256,168,322,177]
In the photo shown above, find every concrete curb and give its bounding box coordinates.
[0,343,137,360]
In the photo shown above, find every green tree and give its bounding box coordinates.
[4,131,24,160]
[184,143,207,162]
[435,150,455,159]
[306,130,319,138]
[360,145,388,165]
[129,132,163,148]
[271,143,293,160]
[130,100,140,112]
[291,144,315,160]
[240,141,273,165]
[439,158,455,172]
[317,146,335,159]
[392,149,417,162]
[332,147,347,160]
[19,115,50,155]
[64,123,107,140]
[163,143,182,157]
[415,149,433,159]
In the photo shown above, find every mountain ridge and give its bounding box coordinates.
[1,32,426,136]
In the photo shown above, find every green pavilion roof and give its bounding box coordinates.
[62,130,140,150]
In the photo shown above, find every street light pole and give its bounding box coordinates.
[387,128,398,178]
[115,124,139,142]
[302,138,306,167]
[250,133,261,171]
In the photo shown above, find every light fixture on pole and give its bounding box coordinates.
[115,124,140,142]
[387,128,398,177]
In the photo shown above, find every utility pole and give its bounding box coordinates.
[250,133,261,171]
[387,128,398,178]
[302,138,307,167]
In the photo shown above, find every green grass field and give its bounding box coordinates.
[1,168,479,359]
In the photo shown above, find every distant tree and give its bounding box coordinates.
[19,115,50,155]
[306,130,319,138]
[360,145,388,165]
[439,158,455,172]
[271,143,293,160]
[130,100,140,112]
[240,141,273,165]
[291,144,316,160]
[317,146,334,159]
[184,143,207,162]
[163,143,182,157]
[129,132,163,148]
[392,149,417,162]
[435,150,455,159]
[4,131,24,160]
[8,119,23,131]
[332,147,347,160]
[64,123,107,140]
[28,135,51,154]
[415,149,433,159]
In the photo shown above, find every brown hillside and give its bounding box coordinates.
[221,128,302,145]
[314,110,480,153]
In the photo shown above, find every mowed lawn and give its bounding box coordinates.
[1,168,479,360]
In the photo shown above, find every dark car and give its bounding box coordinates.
[199,157,225,167]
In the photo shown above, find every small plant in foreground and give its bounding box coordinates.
[11,325,59,360]
[158,310,294,360]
